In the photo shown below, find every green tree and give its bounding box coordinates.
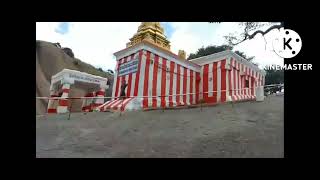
[264,65,284,85]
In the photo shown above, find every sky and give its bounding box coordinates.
[36,22,283,71]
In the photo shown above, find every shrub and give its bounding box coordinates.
[62,48,74,58]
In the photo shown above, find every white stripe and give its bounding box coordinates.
[157,57,162,107]
[239,63,242,100]
[230,60,234,96]
[200,66,203,100]
[117,58,125,99]
[130,73,136,97]
[173,63,177,106]
[165,60,170,107]
[186,69,190,105]
[124,55,132,96]
[110,100,122,109]
[208,63,213,97]
[105,99,117,109]
[138,50,147,107]
[235,63,238,100]
[57,106,68,113]
[112,61,119,100]
[148,53,155,107]
[226,63,229,101]
[180,65,184,105]
[130,53,139,97]
[217,61,221,102]
[193,70,196,104]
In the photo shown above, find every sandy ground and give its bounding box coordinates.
[36,95,284,158]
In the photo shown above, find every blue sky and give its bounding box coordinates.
[161,22,174,39]
[36,22,283,71]
[55,22,70,35]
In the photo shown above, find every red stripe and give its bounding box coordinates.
[189,69,193,104]
[134,50,143,96]
[96,91,105,96]
[169,61,174,107]
[242,75,245,97]
[121,97,134,111]
[203,64,209,101]
[114,59,122,98]
[47,109,57,113]
[120,57,128,97]
[82,105,92,112]
[99,100,114,111]
[176,64,181,105]
[221,60,226,102]
[238,63,240,96]
[143,51,151,108]
[126,73,132,97]
[59,99,68,106]
[105,99,120,109]
[112,100,124,110]
[126,54,134,97]
[85,93,94,97]
[233,61,237,101]
[195,72,200,103]
[152,55,159,108]
[229,59,233,98]
[161,58,167,108]
[62,89,70,93]
[183,67,187,105]
[213,62,218,103]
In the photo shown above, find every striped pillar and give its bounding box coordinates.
[94,88,105,106]
[57,83,70,113]
[47,90,58,113]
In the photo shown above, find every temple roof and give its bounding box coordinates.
[126,22,171,50]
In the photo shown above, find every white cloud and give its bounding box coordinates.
[36,22,140,71]
[36,22,283,72]
[168,22,283,69]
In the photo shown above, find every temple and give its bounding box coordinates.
[97,22,266,112]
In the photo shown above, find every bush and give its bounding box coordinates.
[62,48,74,58]
[98,68,103,72]
[73,60,79,65]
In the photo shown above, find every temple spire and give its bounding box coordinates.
[126,22,171,50]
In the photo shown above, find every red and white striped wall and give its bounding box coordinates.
[201,57,265,103]
[56,83,70,113]
[109,49,201,111]
[47,91,59,113]
[81,88,106,112]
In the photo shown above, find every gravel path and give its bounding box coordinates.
[36,95,284,158]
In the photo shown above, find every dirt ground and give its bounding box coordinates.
[36,95,284,158]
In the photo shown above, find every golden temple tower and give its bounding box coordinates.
[126,22,171,50]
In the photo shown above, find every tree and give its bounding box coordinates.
[264,65,284,85]
[62,47,74,58]
[222,22,284,47]
[187,45,255,62]
[107,69,114,74]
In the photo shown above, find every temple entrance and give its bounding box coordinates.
[47,69,109,113]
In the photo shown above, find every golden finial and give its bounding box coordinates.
[178,50,186,60]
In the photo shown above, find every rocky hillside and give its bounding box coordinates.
[36,40,114,114]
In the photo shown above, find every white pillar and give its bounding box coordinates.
[47,83,58,113]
